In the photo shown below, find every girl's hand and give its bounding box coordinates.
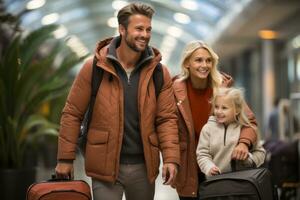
[209,166,221,176]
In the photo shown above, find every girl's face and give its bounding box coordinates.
[214,95,236,125]
[187,48,213,80]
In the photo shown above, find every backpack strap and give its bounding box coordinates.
[78,57,103,149]
[86,56,103,128]
[91,57,103,98]
[153,63,164,98]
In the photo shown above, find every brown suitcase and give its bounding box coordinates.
[26,177,91,200]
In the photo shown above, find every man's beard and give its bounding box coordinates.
[124,32,149,53]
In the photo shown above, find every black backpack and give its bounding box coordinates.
[77,56,164,154]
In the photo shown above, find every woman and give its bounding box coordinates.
[172,40,258,200]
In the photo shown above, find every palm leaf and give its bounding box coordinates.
[19,114,59,145]
[19,24,59,72]
[15,42,63,114]
[0,24,82,169]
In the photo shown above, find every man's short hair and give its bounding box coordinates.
[117,2,155,28]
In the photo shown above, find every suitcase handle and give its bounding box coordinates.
[231,157,256,171]
[49,174,71,182]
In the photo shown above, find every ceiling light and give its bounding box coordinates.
[292,35,300,49]
[107,17,118,28]
[173,13,191,24]
[114,10,118,17]
[112,0,128,10]
[167,26,183,38]
[26,0,45,10]
[41,13,59,25]
[53,25,68,39]
[259,30,278,40]
[66,36,90,57]
[180,0,198,11]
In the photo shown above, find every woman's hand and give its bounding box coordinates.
[231,142,249,160]
[162,163,178,185]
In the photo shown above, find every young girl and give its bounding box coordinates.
[196,87,265,176]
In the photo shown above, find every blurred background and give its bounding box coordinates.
[1,0,300,199]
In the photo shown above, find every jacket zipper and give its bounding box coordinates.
[223,124,228,146]
[125,68,133,85]
[127,75,131,85]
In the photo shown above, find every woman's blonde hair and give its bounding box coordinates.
[179,40,223,92]
[212,87,256,130]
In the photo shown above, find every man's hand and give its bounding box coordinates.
[231,142,249,160]
[55,162,74,179]
[162,163,178,185]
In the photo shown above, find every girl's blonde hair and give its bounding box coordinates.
[212,87,256,130]
[179,40,223,93]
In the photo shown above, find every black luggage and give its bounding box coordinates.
[263,139,299,186]
[263,139,300,199]
[199,167,277,200]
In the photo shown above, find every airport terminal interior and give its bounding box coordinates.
[1,0,300,199]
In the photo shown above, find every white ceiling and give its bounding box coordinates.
[4,0,300,74]
[212,0,300,60]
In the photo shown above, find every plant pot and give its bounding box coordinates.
[0,167,36,200]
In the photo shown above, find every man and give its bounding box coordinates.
[55,2,180,200]
[267,98,280,140]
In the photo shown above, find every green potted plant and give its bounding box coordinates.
[0,23,86,200]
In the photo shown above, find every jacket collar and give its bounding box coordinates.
[94,36,161,74]
[106,36,154,70]
[173,77,188,103]
[173,78,195,136]
[207,116,240,129]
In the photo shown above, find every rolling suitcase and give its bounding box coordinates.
[199,167,277,200]
[263,139,299,186]
[263,139,300,199]
[26,176,91,200]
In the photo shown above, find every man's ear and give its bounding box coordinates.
[119,24,125,36]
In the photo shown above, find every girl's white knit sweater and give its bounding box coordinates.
[196,116,266,176]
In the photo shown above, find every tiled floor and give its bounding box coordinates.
[36,153,179,200]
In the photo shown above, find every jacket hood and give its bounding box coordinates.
[95,37,113,58]
[94,36,162,69]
